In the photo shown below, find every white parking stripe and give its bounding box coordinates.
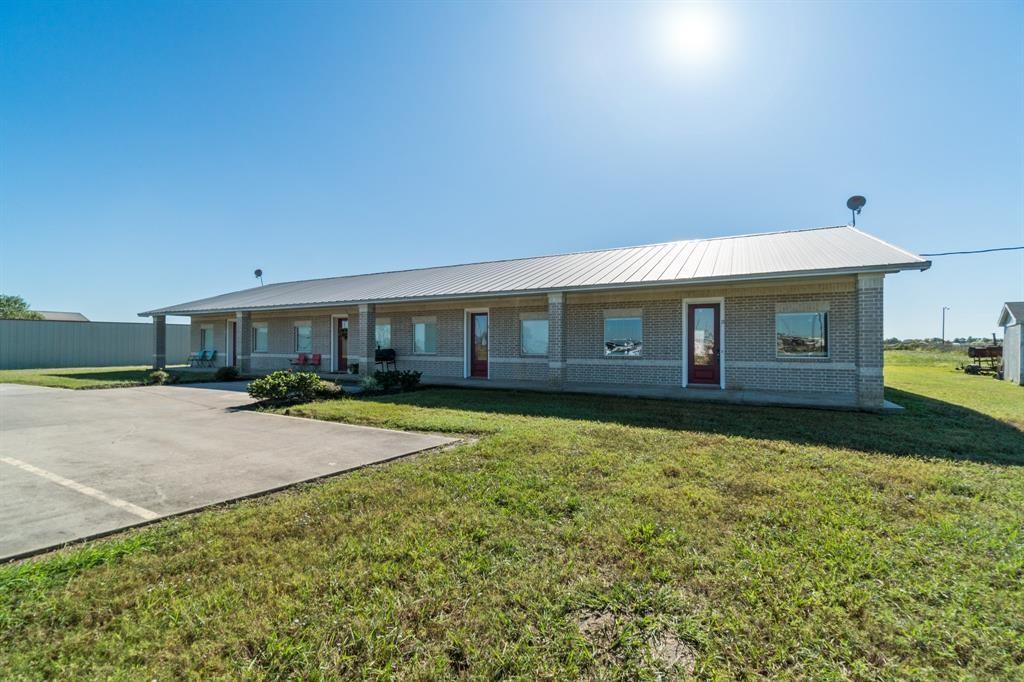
[0,456,159,521]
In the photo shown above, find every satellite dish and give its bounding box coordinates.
[254,268,264,286]
[846,195,866,225]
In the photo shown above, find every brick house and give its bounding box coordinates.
[142,226,930,410]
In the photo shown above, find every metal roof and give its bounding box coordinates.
[141,225,930,316]
[998,302,1024,326]
[35,311,90,322]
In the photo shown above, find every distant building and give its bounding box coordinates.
[997,302,1024,384]
[34,311,90,322]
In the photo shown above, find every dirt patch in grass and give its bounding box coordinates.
[577,610,697,677]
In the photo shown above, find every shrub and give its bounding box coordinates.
[371,370,422,392]
[359,375,382,393]
[147,370,170,385]
[215,366,240,381]
[315,380,343,399]
[373,370,401,390]
[398,370,422,391]
[247,371,323,403]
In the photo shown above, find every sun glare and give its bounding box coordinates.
[654,5,727,69]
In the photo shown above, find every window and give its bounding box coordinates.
[413,318,438,354]
[375,320,392,349]
[776,312,828,357]
[521,319,548,355]
[252,323,268,353]
[294,322,313,353]
[604,317,642,356]
[199,325,214,351]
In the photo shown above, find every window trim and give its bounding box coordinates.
[293,321,313,354]
[775,311,830,359]
[603,312,644,357]
[252,322,269,353]
[199,324,214,352]
[412,316,439,355]
[520,317,549,357]
[375,318,392,350]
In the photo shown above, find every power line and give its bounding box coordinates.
[920,246,1024,257]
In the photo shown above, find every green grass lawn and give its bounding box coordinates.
[0,365,217,389]
[1,352,1022,678]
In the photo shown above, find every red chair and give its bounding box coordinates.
[309,353,321,369]
[291,353,308,368]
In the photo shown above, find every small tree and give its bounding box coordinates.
[0,294,43,320]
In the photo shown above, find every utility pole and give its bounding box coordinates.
[941,306,950,346]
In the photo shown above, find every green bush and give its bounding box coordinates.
[374,370,401,390]
[247,371,323,403]
[372,370,422,392]
[215,366,240,381]
[359,375,381,393]
[315,380,343,399]
[147,370,170,385]
[398,370,422,391]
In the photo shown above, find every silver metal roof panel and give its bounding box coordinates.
[141,225,930,316]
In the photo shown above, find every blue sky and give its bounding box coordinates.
[2,1,1021,338]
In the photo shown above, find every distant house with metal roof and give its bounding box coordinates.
[142,225,931,410]
[997,302,1024,385]
[35,311,90,322]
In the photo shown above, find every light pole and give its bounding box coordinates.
[941,306,950,346]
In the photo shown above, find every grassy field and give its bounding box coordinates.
[0,365,217,389]
[1,351,1021,678]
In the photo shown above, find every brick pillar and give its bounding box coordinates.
[355,303,376,376]
[856,274,885,410]
[152,315,166,370]
[548,292,566,386]
[235,311,251,374]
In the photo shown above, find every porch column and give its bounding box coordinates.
[547,292,566,386]
[355,303,376,376]
[152,315,166,370]
[235,311,251,373]
[856,274,884,410]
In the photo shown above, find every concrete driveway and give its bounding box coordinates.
[0,382,454,561]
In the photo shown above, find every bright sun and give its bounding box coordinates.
[654,5,727,69]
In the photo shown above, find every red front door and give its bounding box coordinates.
[687,304,720,385]
[470,313,488,378]
[337,318,348,372]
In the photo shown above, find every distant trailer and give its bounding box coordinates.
[964,344,1002,376]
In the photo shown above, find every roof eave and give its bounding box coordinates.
[138,261,930,318]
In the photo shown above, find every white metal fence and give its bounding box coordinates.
[0,319,190,369]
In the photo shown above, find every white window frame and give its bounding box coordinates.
[413,316,439,356]
[252,322,269,353]
[463,308,489,378]
[519,313,549,357]
[293,321,313,353]
[681,297,725,389]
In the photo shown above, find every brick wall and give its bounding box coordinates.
[187,274,883,407]
[724,281,858,395]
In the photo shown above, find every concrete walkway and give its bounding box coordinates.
[0,382,454,561]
